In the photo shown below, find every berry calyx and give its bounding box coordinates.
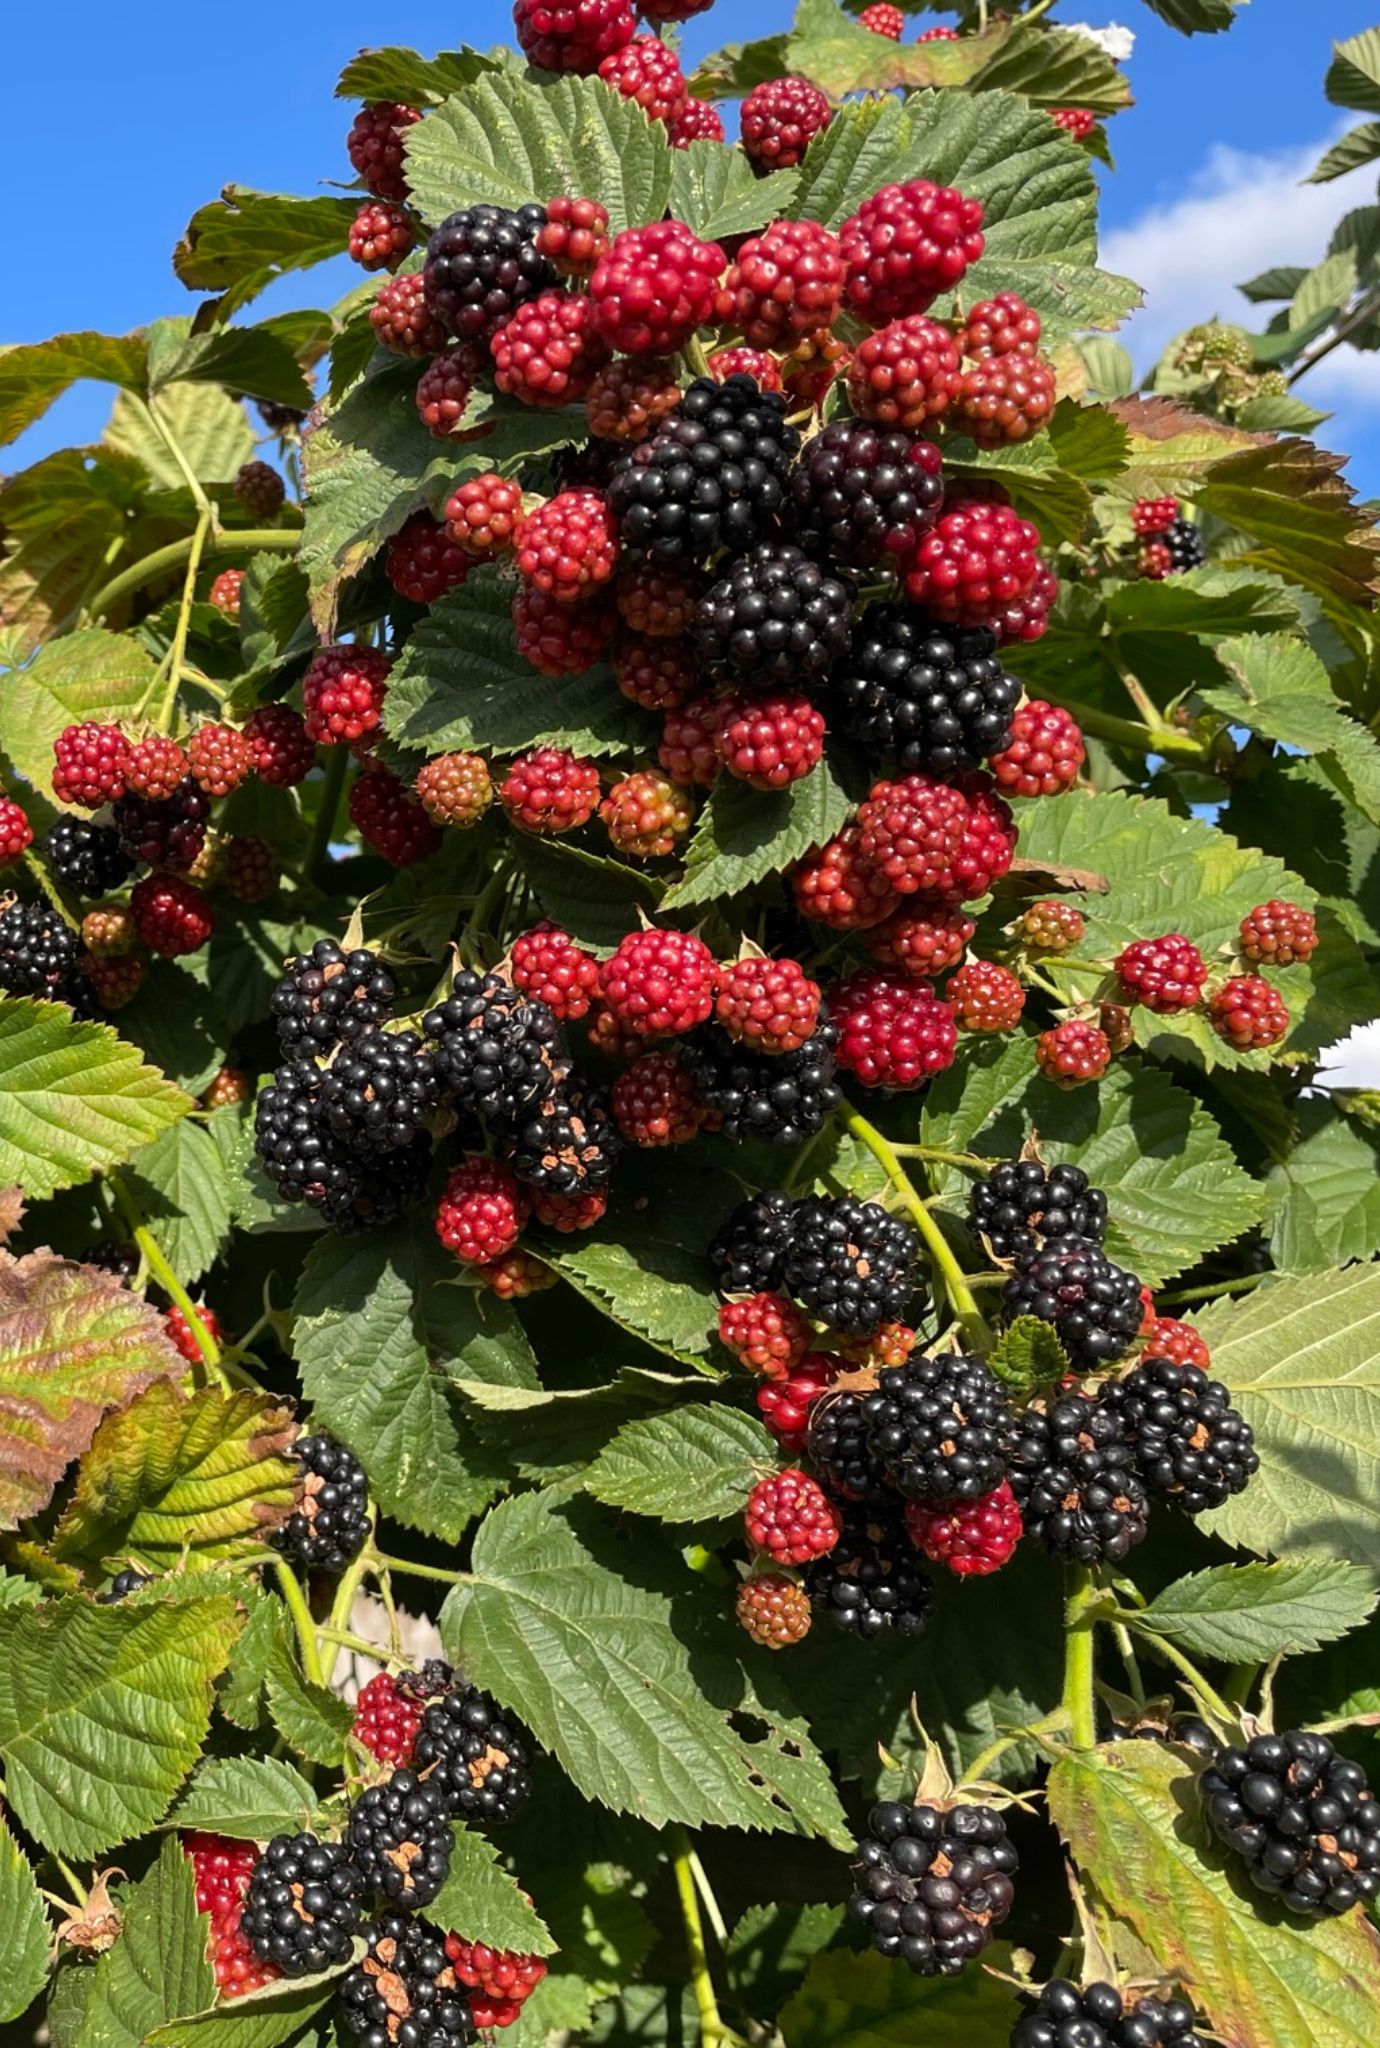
[739,77,831,170]
[905,1480,1022,1577]
[500,747,603,834]
[1239,900,1317,965]
[736,1572,813,1647]
[1036,1018,1112,1086]
[745,1467,842,1566]
[436,1156,532,1265]
[831,969,957,1089]
[715,956,822,1054]
[1115,934,1209,1014]
[1209,975,1290,1050]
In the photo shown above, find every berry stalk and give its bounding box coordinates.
[1061,1566,1100,1752]
[842,1108,989,1350]
[273,1554,327,1688]
[87,528,301,626]
[110,1172,231,1391]
[305,744,351,888]
[670,1826,744,2048]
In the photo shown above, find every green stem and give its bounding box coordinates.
[687,1849,729,1946]
[1121,1619,1236,1725]
[1112,1622,1147,1708]
[134,394,213,513]
[460,862,513,960]
[1062,1567,1099,1751]
[890,1144,993,1172]
[1052,693,1205,765]
[318,1623,407,1664]
[156,497,212,727]
[110,1174,231,1393]
[305,746,350,888]
[275,1559,326,1688]
[843,1108,989,1349]
[672,1827,740,2048]
[52,1853,89,1911]
[1157,1272,1266,1308]
[329,1525,375,1640]
[961,1709,1067,1787]
[1288,284,1380,387]
[87,527,300,624]
[369,1547,470,1587]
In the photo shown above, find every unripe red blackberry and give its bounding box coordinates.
[444,1936,548,2031]
[746,1468,842,1566]
[659,694,729,787]
[617,561,704,638]
[614,633,695,711]
[415,751,494,828]
[347,101,421,200]
[516,488,620,602]
[716,692,826,790]
[857,770,1015,903]
[841,179,985,322]
[302,644,392,748]
[601,770,693,858]
[349,767,443,868]
[1132,495,1178,536]
[597,33,689,122]
[131,874,214,957]
[588,220,727,356]
[641,0,713,23]
[612,1049,704,1144]
[81,953,146,1010]
[348,199,415,271]
[715,957,822,1054]
[204,1066,250,1110]
[719,1291,813,1377]
[601,927,717,1038]
[513,586,618,674]
[510,921,601,1019]
[859,2,904,33]
[1209,975,1289,1050]
[668,95,726,146]
[1017,899,1084,953]
[831,969,956,1088]
[352,1671,424,1766]
[415,347,477,437]
[500,747,602,834]
[961,293,1041,360]
[125,735,189,802]
[739,77,832,170]
[82,904,137,957]
[385,514,471,604]
[491,289,611,407]
[1240,900,1317,965]
[208,567,245,618]
[165,1302,225,1363]
[1036,1018,1111,1086]
[1115,934,1208,1014]
[899,499,1042,630]
[225,835,281,903]
[783,327,848,410]
[1139,540,1172,581]
[585,356,682,442]
[848,314,962,428]
[947,958,1024,1032]
[954,352,1057,447]
[532,1184,608,1231]
[1143,1314,1211,1372]
[535,195,610,278]
[587,1002,645,1060]
[707,347,782,392]
[436,1156,532,1264]
[905,1480,1022,1577]
[370,271,448,355]
[244,704,315,787]
[186,723,252,798]
[722,218,845,351]
[0,797,31,868]
[53,722,132,809]
[1051,106,1096,140]
[793,826,900,931]
[990,701,1085,796]
[234,461,285,519]
[917,21,959,36]
[865,902,973,977]
[737,1572,812,1647]
[513,0,635,72]
[758,1352,844,1451]
[445,472,524,558]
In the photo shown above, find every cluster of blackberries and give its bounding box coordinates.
[253,942,619,1233]
[243,1661,532,2003]
[609,374,801,563]
[1013,1979,1207,2048]
[0,899,89,1006]
[831,607,1022,773]
[712,1190,921,1336]
[971,1160,1142,1372]
[271,1433,372,1574]
[848,1798,1018,1976]
[680,1020,842,1146]
[1199,1727,1380,1919]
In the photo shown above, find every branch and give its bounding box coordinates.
[87,527,300,622]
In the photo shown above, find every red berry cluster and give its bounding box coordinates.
[184,1835,281,1999]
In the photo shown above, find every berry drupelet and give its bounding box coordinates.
[1007,1396,1149,1564]
[969,1159,1108,1264]
[806,1502,935,1638]
[831,610,1021,773]
[782,1195,920,1336]
[849,1801,1017,1975]
[807,1387,891,1502]
[904,1481,1022,1578]
[42,816,135,898]
[272,1433,371,1573]
[241,1834,365,1977]
[503,1075,621,1196]
[1013,1980,1207,2048]
[1099,1358,1259,1513]
[1201,1729,1380,1918]
[411,1683,532,1826]
[862,1353,1014,1503]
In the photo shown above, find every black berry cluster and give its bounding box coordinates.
[422,202,555,340]
[97,1567,153,1602]
[423,971,564,1123]
[412,1684,533,1825]
[709,1190,797,1294]
[341,1919,476,2048]
[344,1770,454,1909]
[1007,1394,1148,1564]
[849,1800,1018,1975]
[692,542,853,689]
[1002,1237,1143,1369]
[113,781,210,872]
[806,1503,935,1637]
[969,1159,1108,1263]
[608,374,800,562]
[1100,1357,1258,1512]
[862,1353,1014,1502]
[242,1833,366,1976]
[1013,1980,1207,2048]
[784,1194,920,1335]
[1200,1729,1380,1918]
[681,1023,841,1145]
[788,419,944,569]
[0,900,82,1000]
[43,816,135,897]
[1164,517,1206,571]
[272,939,398,1055]
[831,608,1021,773]
[272,1432,372,1573]
[806,1389,891,1502]
[319,1028,441,1153]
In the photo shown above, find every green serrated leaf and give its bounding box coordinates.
[779,1944,1023,2046]
[442,1491,849,1843]
[335,45,502,103]
[126,1118,234,1285]
[105,382,254,493]
[148,1969,345,2048]
[1196,437,1380,607]
[1204,632,1380,829]
[217,1585,286,1734]
[173,190,356,319]
[586,1405,773,1523]
[510,835,662,949]
[156,327,313,412]
[668,143,798,240]
[723,1902,844,2018]
[422,1827,558,1955]
[987,1315,1070,1393]
[664,754,855,910]
[1133,1562,1380,1665]
[74,1839,215,2048]
[0,332,147,448]
[0,1594,241,1859]
[3,626,158,803]
[1077,337,1136,400]
[1310,120,1380,184]
[0,1809,49,2024]
[1326,26,1380,113]
[172,1755,320,1840]
[264,1634,354,1767]
[1266,1097,1380,1272]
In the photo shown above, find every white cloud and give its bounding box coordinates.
[1101,131,1380,436]
[1316,1019,1380,1090]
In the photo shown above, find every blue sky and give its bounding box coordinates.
[7,0,1380,488]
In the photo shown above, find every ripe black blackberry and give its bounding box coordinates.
[97,1567,152,1602]
[1099,1358,1258,1513]
[608,374,800,563]
[319,1028,440,1153]
[272,1433,371,1573]
[788,419,944,569]
[969,1160,1107,1264]
[503,1075,620,1195]
[254,1060,361,1207]
[82,1239,139,1279]
[411,1684,531,1826]
[423,971,564,1123]
[680,1022,841,1145]
[0,899,81,998]
[1007,1395,1148,1564]
[343,1769,453,1909]
[1200,1728,1380,1918]
[861,1353,1013,1503]
[272,939,398,1056]
[112,780,210,872]
[1165,518,1206,572]
[43,816,135,897]
[341,1918,476,2048]
[1013,1979,1207,2048]
[242,1832,365,1976]
[423,202,555,341]
[807,1388,890,1501]
[1003,1238,1143,1369]
[781,1194,919,1336]
[806,1503,934,1638]
[692,542,853,690]
[397,1658,458,1704]
[830,608,1021,773]
[849,1800,1018,1975]
[709,1190,797,1295]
